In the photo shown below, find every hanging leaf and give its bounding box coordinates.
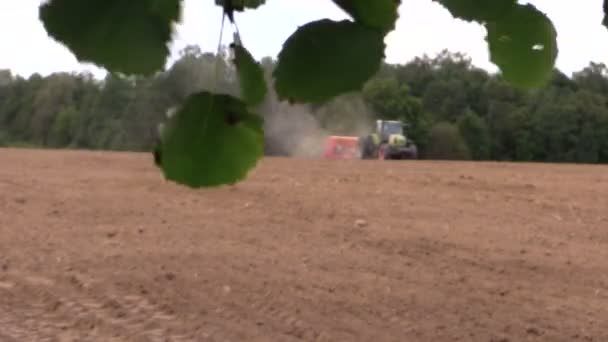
[603,0,608,28]
[433,0,516,23]
[273,19,385,103]
[485,4,558,88]
[215,0,266,21]
[232,43,268,106]
[332,0,401,33]
[214,0,266,10]
[39,0,182,76]
[157,92,264,188]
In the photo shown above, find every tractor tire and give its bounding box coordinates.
[359,136,374,159]
[403,145,418,159]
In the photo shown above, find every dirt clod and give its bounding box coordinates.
[526,327,542,336]
[354,219,368,228]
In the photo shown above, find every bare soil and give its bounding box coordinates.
[1,148,607,341]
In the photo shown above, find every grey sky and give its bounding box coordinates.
[1,0,607,79]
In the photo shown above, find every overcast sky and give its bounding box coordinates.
[1,0,607,79]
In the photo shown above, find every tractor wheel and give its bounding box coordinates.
[362,136,376,159]
[359,136,370,159]
[404,145,418,159]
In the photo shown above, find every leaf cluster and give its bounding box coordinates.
[36,0,607,187]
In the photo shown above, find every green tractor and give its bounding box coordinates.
[359,120,418,160]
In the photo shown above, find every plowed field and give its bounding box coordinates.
[1,148,607,341]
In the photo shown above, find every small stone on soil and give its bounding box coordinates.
[354,219,368,228]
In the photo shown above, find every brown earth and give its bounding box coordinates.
[0,147,607,341]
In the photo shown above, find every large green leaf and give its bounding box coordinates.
[603,0,608,28]
[433,0,516,22]
[232,43,268,106]
[273,19,385,103]
[332,0,401,32]
[158,92,264,188]
[485,4,558,88]
[39,0,181,76]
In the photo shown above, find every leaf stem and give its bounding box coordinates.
[214,10,227,93]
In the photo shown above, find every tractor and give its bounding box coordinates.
[359,120,418,160]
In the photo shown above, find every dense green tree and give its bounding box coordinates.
[572,62,608,95]
[3,49,608,164]
[48,107,78,147]
[425,122,471,160]
[458,109,491,160]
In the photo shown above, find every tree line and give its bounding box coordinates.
[2,47,608,163]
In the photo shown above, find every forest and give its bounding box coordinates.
[2,46,608,164]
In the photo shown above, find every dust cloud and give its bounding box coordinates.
[261,96,375,159]
[262,102,329,158]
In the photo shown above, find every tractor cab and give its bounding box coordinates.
[376,120,408,147]
[376,120,405,142]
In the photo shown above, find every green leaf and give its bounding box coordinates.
[215,0,265,20]
[158,92,264,188]
[214,0,266,10]
[39,0,182,75]
[603,0,608,28]
[232,43,268,106]
[273,19,385,103]
[332,0,401,32]
[433,0,516,22]
[485,4,558,88]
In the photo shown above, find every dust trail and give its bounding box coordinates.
[260,95,375,159]
[262,102,329,158]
